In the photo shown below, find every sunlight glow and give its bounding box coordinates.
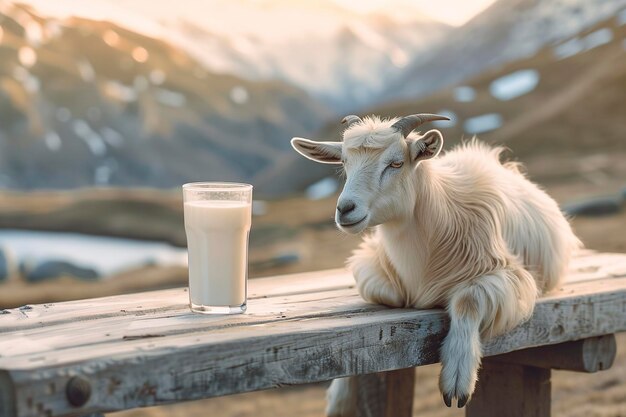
[332,0,497,26]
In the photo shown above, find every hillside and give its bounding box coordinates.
[379,0,626,103]
[307,11,626,194]
[18,0,451,111]
[0,4,331,196]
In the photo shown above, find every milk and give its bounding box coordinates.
[184,200,251,308]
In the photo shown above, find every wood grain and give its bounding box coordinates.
[0,253,624,417]
[466,361,551,417]
[1,250,617,330]
[356,368,415,417]
[0,371,15,417]
[0,268,352,332]
[490,334,617,372]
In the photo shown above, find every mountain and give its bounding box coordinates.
[379,0,626,104]
[17,0,451,111]
[292,9,626,191]
[168,12,450,111]
[350,11,626,172]
[0,4,332,196]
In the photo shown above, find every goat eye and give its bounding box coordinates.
[389,161,404,169]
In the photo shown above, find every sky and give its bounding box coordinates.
[18,0,497,28]
[333,0,497,26]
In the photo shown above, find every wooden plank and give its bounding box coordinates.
[0,371,15,417]
[483,276,626,355]
[2,271,624,364]
[0,275,624,417]
[0,290,380,359]
[2,251,621,331]
[0,253,625,417]
[465,361,551,417]
[0,272,624,365]
[356,368,415,417]
[0,269,352,331]
[2,309,447,417]
[566,252,626,283]
[489,334,616,372]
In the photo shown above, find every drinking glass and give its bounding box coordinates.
[183,182,252,314]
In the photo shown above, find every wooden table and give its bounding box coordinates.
[1,251,625,417]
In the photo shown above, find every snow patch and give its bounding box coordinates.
[44,132,61,151]
[155,89,186,107]
[24,76,40,93]
[132,46,149,63]
[306,177,338,200]
[583,28,613,50]
[554,38,585,59]
[390,48,409,68]
[73,120,106,156]
[103,81,137,102]
[44,20,63,40]
[18,47,37,67]
[13,67,40,93]
[103,30,120,47]
[24,20,43,46]
[149,69,166,85]
[618,9,626,26]
[230,86,249,104]
[432,110,457,128]
[0,229,186,277]
[77,59,95,82]
[464,114,503,135]
[489,69,540,101]
[453,86,475,102]
[252,200,268,216]
[94,165,111,185]
[554,28,613,59]
[101,127,125,148]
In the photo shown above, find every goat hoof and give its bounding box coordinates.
[457,394,469,408]
[442,393,452,408]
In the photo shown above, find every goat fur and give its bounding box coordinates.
[291,116,581,414]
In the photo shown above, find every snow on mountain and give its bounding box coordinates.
[16,0,450,110]
[380,0,626,103]
[0,4,332,195]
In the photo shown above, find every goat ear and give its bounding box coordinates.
[409,129,443,162]
[291,137,342,164]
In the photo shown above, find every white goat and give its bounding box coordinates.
[291,114,581,414]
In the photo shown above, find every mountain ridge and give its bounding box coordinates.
[378,0,626,105]
[0,4,332,196]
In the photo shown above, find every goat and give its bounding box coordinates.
[291,114,581,414]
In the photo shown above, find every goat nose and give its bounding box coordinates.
[337,200,356,215]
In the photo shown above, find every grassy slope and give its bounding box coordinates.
[0,5,332,194]
[362,15,626,156]
[315,14,626,197]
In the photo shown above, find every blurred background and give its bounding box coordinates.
[0,0,625,415]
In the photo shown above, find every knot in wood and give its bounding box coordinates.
[66,376,92,407]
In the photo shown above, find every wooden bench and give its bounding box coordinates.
[1,251,625,417]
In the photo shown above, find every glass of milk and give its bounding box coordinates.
[183,182,252,314]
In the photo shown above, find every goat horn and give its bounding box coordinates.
[341,115,362,127]
[391,113,450,138]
